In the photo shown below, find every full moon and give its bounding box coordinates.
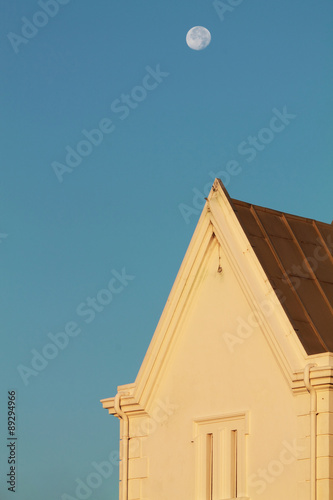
[186,26,211,51]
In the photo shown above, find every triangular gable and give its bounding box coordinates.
[102,180,333,415]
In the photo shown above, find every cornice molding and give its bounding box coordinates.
[100,384,146,416]
[292,365,333,393]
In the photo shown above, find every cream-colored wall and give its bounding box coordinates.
[316,388,333,499]
[293,386,333,500]
[125,238,304,500]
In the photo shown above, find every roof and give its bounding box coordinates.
[226,188,333,355]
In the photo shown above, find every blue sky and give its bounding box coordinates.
[0,1,332,499]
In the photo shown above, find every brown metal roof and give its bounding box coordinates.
[230,196,333,355]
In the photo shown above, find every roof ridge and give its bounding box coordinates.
[231,197,333,228]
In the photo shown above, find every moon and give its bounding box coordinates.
[186,26,211,51]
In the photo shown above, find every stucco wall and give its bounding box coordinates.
[125,239,303,500]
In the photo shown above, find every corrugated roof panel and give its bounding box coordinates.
[255,210,293,239]
[230,195,333,355]
[315,223,333,255]
[269,236,307,277]
[289,320,328,354]
[232,203,263,237]
[294,241,333,282]
[268,276,308,320]
[287,217,318,242]
[286,218,333,282]
[320,282,333,307]
[294,278,333,340]
[244,235,282,277]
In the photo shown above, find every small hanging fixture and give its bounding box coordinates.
[217,242,223,273]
